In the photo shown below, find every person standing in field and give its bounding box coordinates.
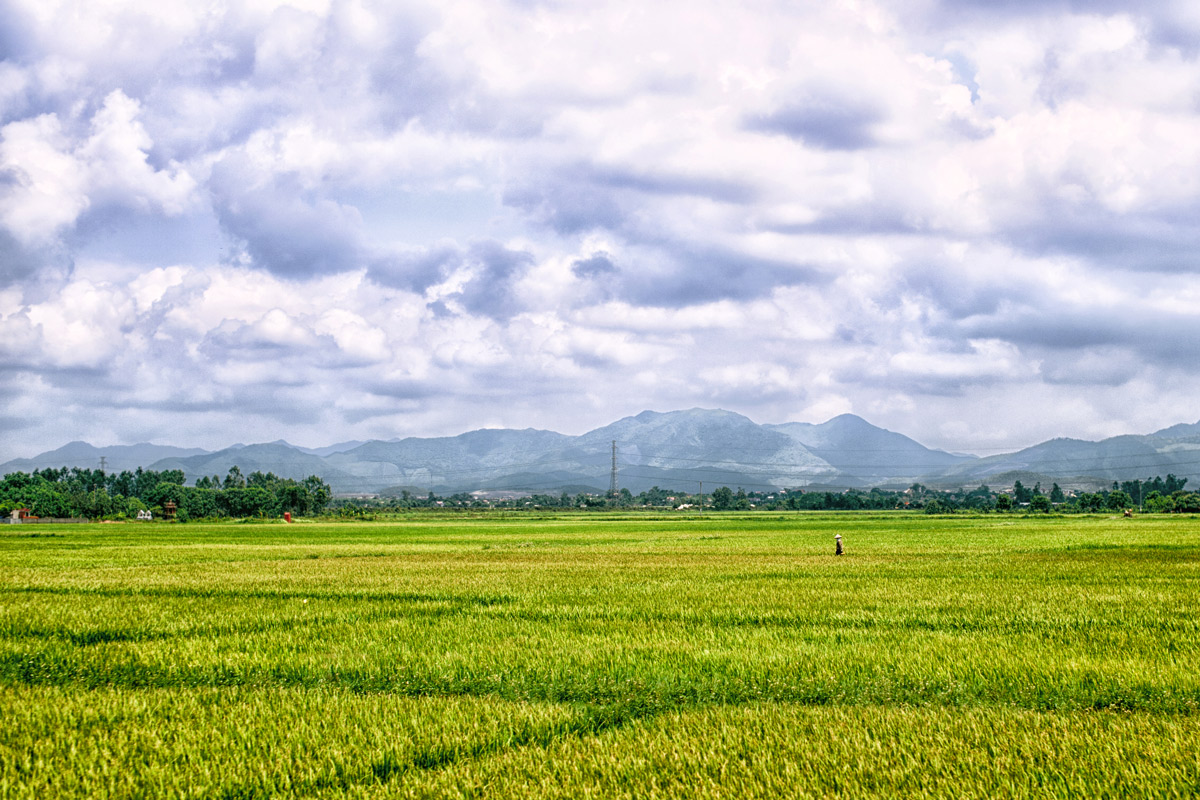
[835,534,843,555]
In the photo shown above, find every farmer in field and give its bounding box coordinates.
[835,534,843,555]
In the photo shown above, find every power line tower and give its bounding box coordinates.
[608,440,618,498]
[99,456,107,473]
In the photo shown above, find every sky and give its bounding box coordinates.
[3,0,1200,461]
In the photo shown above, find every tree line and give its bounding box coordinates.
[329,474,1196,514]
[714,477,1196,513]
[0,466,332,521]
[706,477,1195,513]
[5,464,1196,520]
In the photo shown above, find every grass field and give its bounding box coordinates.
[1,512,1198,798]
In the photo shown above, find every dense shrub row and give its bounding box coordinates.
[0,466,331,521]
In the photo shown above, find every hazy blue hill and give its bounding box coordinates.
[12,410,1200,493]
[0,441,210,474]
[582,409,780,453]
[574,408,835,491]
[1147,420,1200,441]
[296,440,369,457]
[767,414,970,485]
[936,434,1181,483]
[325,428,573,492]
[149,443,358,488]
[367,409,834,495]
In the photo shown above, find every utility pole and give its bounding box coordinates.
[609,440,618,498]
[698,480,703,517]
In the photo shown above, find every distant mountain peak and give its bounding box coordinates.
[824,413,871,426]
[1149,421,1200,439]
[6,409,1200,494]
[255,440,302,450]
[631,407,740,420]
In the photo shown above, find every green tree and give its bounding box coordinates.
[108,470,136,497]
[1106,490,1132,510]
[124,496,148,518]
[276,484,311,516]
[223,466,246,490]
[924,498,948,514]
[964,485,995,512]
[302,476,332,513]
[75,488,115,520]
[1172,491,1200,512]
[1143,490,1169,513]
[182,488,220,520]
[160,470,185,485]
[220,486,272,517]
[995,494,1012,512]
[1030,494,1052,513]
[148,481,186,515]
[1049,483,1065,503]
[710,486,734,510]
[28,482,71,518]
[248,471,280,488]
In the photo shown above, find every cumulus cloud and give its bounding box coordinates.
[209,161,365,278]
[0,87,195,293]
[746,97,885,151]
[0,113,90,246]
[571,252,616,279]
[5,0,1200,460]
[366,243,466,293]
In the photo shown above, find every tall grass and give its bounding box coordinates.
[2,513,1198,797]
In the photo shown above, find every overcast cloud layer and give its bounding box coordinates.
[3,0,1200,461]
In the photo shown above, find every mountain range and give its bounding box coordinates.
[4,409,1200,495]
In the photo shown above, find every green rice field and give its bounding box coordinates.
[2,512,1198,798]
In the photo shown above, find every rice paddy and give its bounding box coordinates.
[2,512,1198,798]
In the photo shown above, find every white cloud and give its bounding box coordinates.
[0,90,195,252]
[0,114,89,245]
[128,266,188,313]
[24,279,136,368]
[5,0,1200,461]
[313,308,390,364]
[82,91,196,213]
